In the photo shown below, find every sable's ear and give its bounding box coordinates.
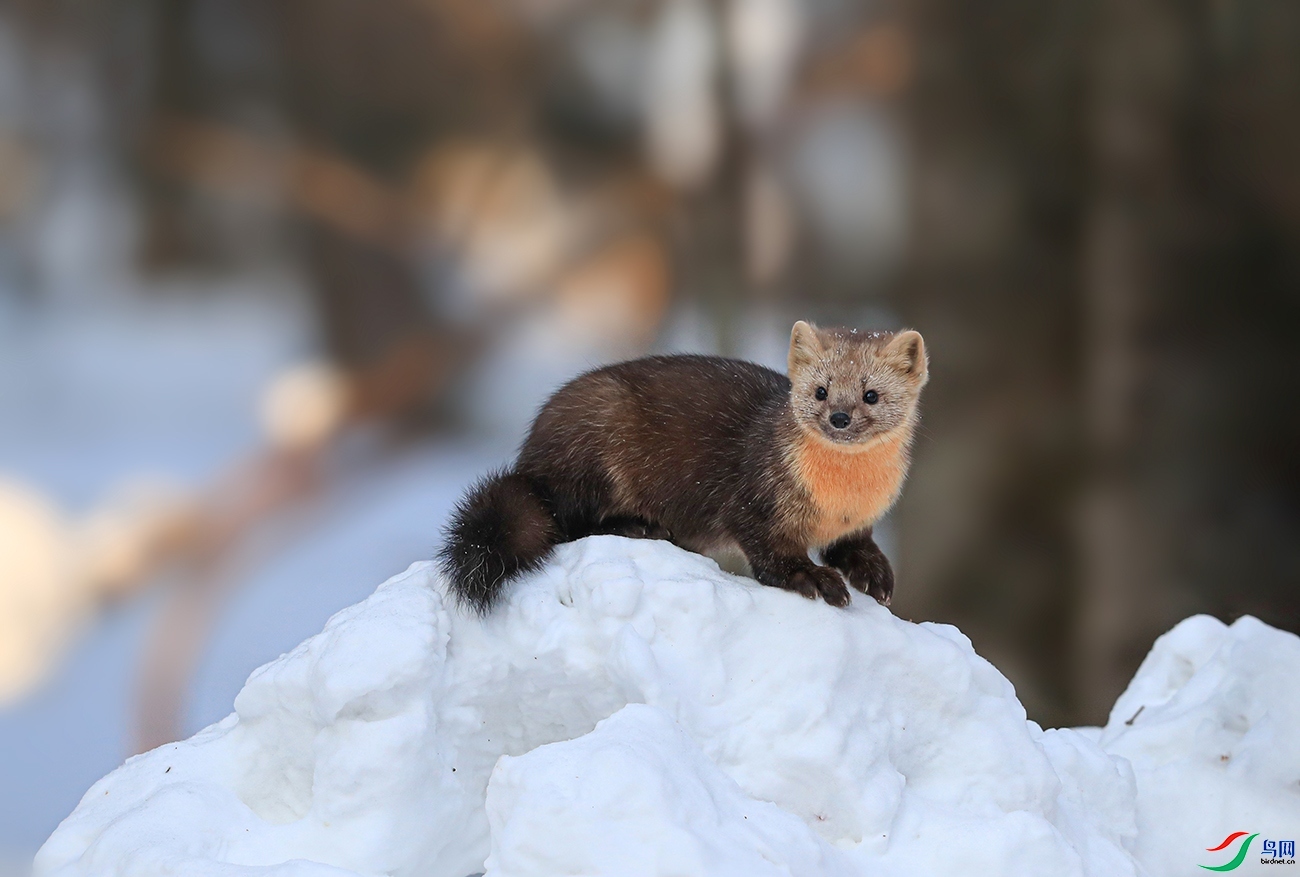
[885,330,928,383]
[788,320,822,375]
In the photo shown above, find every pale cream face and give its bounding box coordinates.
[787,323,929,446]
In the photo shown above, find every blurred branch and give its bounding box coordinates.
[798,25,914,102]
[146,118,409,252]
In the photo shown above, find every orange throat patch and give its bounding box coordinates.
[790,427,911,547]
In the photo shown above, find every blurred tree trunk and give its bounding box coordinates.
[898,0,1300,725]
[1075,0,1187,721]
[895,0,1089,726]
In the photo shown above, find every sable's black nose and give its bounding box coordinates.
[830,411,851,429]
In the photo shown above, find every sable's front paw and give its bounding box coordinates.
[846,553,894,606]
[787,565,851,608]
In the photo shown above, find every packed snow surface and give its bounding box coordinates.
[34,537,1300,877]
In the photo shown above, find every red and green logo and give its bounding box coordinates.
[1201,832,1259,871]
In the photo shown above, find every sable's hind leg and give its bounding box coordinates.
[823,530,894,606]
[594,515,674,542]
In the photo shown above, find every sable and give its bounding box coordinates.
[439,321,929,613]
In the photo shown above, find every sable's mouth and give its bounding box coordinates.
[819,424,867,443]
[805,419,894,450]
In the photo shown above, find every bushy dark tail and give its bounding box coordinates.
[438,470,560,614]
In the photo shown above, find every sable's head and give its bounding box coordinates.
[787,321,929,445]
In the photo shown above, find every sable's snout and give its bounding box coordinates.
[830,411,851,429]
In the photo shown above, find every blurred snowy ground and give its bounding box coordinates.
[0,287,510,870]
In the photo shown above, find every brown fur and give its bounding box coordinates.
[439,321,928,612]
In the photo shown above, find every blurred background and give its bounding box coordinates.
[0,0,1297,868]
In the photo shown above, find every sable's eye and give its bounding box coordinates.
[815,386,827,401]
[864,390,879,404]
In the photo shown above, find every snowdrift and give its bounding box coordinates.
[33,537,1300,877]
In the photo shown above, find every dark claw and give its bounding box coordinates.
[840,549,894,606]
[861,560,894,606]
[787,566,851,607]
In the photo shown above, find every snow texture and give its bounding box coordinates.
[33,537,1300,877]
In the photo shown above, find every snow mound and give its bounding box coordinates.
[33,537,1300,877]
[1100,613,1300,869]
[484,703,850,877]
